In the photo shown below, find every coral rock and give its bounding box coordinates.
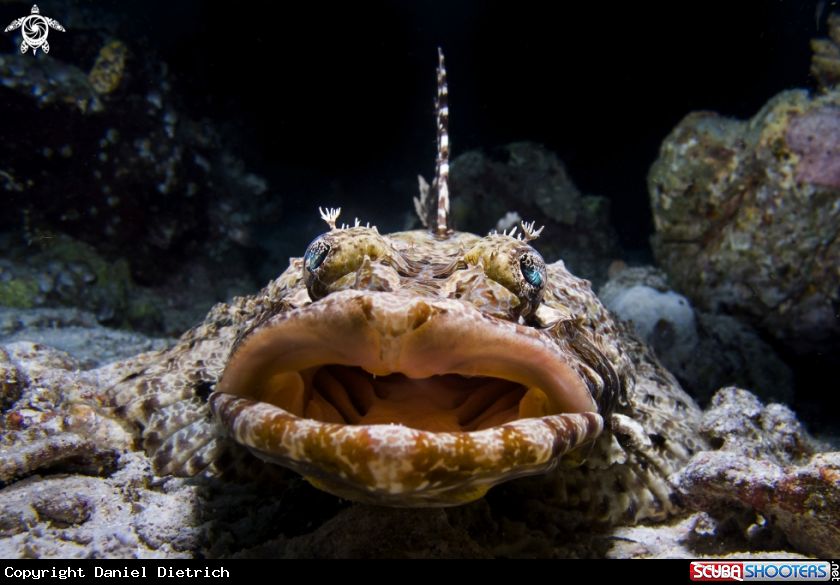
[697,387,818,466]
[673,450,840,559]
[648,90,840,354]
[599,270,794,405]
[0,44,273,287]
[671,387,838,559]
[786,107,840,188]
[88,40,127,95]
[0,341,144,485]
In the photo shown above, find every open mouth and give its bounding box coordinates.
[280,366,552,433]
[211,289,604,505]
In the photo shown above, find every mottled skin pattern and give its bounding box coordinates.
[110,49,706,518]
[110,225,706,518]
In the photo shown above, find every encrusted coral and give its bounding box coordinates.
[670,387,839,559]
[675,451,840,558]
[0,351,22,412]
[785,107,840,189]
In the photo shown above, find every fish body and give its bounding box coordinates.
[110,223,704,518]
[110,51,705,521]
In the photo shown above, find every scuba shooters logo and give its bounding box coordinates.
[692,563,745,582]
[691,561,835,582]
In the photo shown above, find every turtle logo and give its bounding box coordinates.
[4,5,65,55]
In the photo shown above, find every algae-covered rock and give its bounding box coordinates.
[0,233,249,337]
[0,276,41,310]
[648,90,840,354]
[0,235,139,328]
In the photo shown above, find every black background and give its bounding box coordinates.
[163,0,816,251]
[0,0,816,252]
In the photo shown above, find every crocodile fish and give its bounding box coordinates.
[111,50,705,518]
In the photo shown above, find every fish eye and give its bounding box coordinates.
[464,237,548,319]
[514,250,547,317]
[519,253,544,289]
[305,240,330,273]
[300,228,396,301]
[302,235,335,299]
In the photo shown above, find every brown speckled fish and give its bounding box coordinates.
[111,50,705,518]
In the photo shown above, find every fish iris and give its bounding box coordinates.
[520,257,543,288]
[305,243,330,272]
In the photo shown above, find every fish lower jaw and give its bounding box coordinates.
[209,391,604,506]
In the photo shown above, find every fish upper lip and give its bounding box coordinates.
[216,289,598,418]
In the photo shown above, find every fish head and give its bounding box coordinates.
[210,223,630,506]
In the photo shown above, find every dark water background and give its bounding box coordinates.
[0,0,814,251]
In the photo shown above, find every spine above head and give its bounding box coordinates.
[434,48,451,235]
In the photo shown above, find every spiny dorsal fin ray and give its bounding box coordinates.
[413,175,432,229]
[433,48,451,235]
[414,48,452,235]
